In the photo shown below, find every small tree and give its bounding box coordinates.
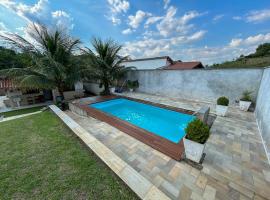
[217,96,229,106]
[83,38,134,95]
[240,90,253,102]
[185,119,210,144]
[0,23,82,100]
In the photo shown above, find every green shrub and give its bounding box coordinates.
[185,119,210,144]
[127,80,139,89]
[240,90,252,101]
[217,96,229,106]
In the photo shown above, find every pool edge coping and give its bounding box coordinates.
[49,105,171,200]
[71,95,193,160]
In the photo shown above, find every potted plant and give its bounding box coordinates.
[183,119,210,163]
[109,85,116,93]
[216,96,229,116]
[110,80,118,93]
[239,90,252,111]
[127,80,139,92]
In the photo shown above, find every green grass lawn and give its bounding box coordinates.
[0,111,138,199]
[1,106,45,118]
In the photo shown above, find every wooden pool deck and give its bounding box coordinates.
[71,95,195,160]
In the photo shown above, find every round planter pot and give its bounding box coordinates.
[183,137,206,163]
[129,88,134,92]
[216,105,228,116]
[110,87,115,93]
[239,100,252,111]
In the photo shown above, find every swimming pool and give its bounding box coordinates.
[90,98,195,143]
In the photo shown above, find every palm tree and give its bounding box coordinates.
[0,23,82,100]
[83,37,133,95]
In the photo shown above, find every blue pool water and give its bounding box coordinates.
[90,98,195,143]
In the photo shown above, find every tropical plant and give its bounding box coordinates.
[240,90,253,102]
[83,37,134,95]
[217,96,229,106]
[185,119,210,144]
[0,23,82,100]
[127,80,139,89]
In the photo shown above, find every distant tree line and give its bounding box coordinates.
[0,46,32,70]
[211,43,270,68]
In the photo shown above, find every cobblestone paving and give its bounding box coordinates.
[67,92,270,200]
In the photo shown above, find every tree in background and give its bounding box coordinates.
[252,43,270,57]
[211,42,270,68]
[0,23,82,100]
[83,37,134,95]
[0,47,31,70]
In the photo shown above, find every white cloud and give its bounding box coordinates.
[122,5,207,60]
[15,27,25,31]
[173,46,254,65]
[0,0,50,22]
[122,31,270,65]
[51,10,74,30]
[157,6,203,37]
[181,33,270,65]
[110,16,121,25]
[52,10,69,18]
[121,30,206,58]
[0,0,74,30]
[0,22,8,31]
[230,33,270,47]
[232,16,242,21]
[144,16,163,28]
[156,6,177,37]
[246,9,270,23]
[213,14,224,22]
[107,0,129,14]
[122,28,132,35]
[187,30,206,41]
[128,10,149,29]
[163,0,170,9]
[107,0,130,25]
[179,10,202,24]
[229,38,243,47]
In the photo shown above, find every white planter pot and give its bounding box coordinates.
[216,105,228,116]
[129,88,134,92]
[183,137,205,163]
[239,100,252,111]
[110,87,115,93]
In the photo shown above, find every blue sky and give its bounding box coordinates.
[0,0,270,64]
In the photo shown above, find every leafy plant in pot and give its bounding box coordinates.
[127,80,139,92]
[216,96,229,116]
[183,119,210,163]
[239,90,252,111]
[109,81,117,93]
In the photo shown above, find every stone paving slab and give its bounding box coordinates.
[66,93,270,200]
[49,105,170,200]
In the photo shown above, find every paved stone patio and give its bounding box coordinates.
[67,92,270,200]
[50,105,170,200]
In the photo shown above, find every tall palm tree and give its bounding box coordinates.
[83,37,133,95]
[0,23,82,100]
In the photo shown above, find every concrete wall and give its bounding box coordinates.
[128,68,264,103]
[256,67,270,160]
[52,89,84,101]
[83,82,104,95]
